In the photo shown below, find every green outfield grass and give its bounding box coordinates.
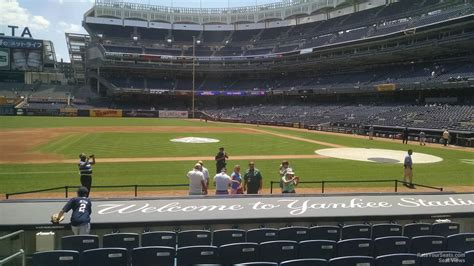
[0,116,472,194]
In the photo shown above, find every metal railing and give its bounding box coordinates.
[270,179,443,194]
[0,230,25,266]
[5,184,189,199]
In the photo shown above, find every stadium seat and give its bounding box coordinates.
[102,233,139,250]
[141,231,176,247]
[278,226,310,242]
[309,226,341,241]
[298,240,336,260]
[419,251,464,266]
[431,222,460,237]
[404,223,432,238]
[465,250,474,265]
[259,240,298,263]
[32,250,80,266]
[337,238,373,257]
[61,235,99,252]
[177,230,211,247]
[446,233,474,252]
[280,258,328,266]
[132,246,175,266]
[81,248,128,266]
[219,242,259,265]
[374,236,409,256]
[409,235,446,253]
[235,263,278,266]
[341,224,371,240]
[176,245,219,266]
[247,228,278,244]
[371,223,402,239]
[213,229,246,247]
[328,256,374,266]
[375,253,419,266]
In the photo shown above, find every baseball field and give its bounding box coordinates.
[0,116,473,198]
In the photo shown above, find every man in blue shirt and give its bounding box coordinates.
[403,149,415,189]
[78,153,95,196]
[58,186,92,235]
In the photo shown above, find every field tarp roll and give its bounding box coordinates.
[158,110,188,118]
[90,109,122,117]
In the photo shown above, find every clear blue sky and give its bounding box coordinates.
[0,0,281,62]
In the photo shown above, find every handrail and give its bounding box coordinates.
[0,230,24,241]
[0,249,25,266]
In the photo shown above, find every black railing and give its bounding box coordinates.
[5,184,189,199]
[269,179,443,194]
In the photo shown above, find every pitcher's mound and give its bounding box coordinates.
[316,148,442,164]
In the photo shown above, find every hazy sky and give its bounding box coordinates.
[0,0,283,62]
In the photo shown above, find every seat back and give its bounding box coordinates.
[61,235,99,252]
[404,223,432,238]
[132,246,175,266]
[409,235,446,254]
[102,233,139,250]
[337,238,373,257]
[341,224,371,240]
[298,240,336,260]
[260,240,298,263]
[329,256,374,266]
[278,226,310,242]
[235,263,278,266]
[247,228,278,244]
[446,233,474,252]
[420,251,464,266]
[213,229,246,247]
[431,222,460,237]
[280,258,328,266]
[141,231,176,248]
[81,248,128,266]
[33,250,80,266]
[371,224,402,239]
[219,242,259,265]
[309,226,340,241]
[374,236,409,256]
[465,250,474,266]
[176,245,219,266]
[178,230,211,247]
[375,253,419,266]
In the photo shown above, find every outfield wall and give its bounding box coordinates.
[13,107,189,118]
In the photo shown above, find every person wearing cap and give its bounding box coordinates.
[243,161,263,194]
[57,186,92,235]
[78,153,95,197]
[281,170,299,193]
[187,163,208,195]
[230,165,243,194]
[198,160,210,187]
[213,168,232,195]
[215,147,229,174]
[279,160,291,192]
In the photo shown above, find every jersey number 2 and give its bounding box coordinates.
[78,203,87,213]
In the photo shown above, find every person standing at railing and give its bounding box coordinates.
[281,170,299,193]
[56,186,92,235]
[78,153,95,197]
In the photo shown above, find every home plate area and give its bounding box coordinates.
[316,148,443,164]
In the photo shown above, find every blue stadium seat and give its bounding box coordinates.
[177,230,211,247]
[371,223,402,239]
[213,229,246,247]
[176,245,219,266]
[404,223,432,238]
[431,222,460,237]
[219,242,259,265]
[298,240,336,260]
[132,246,175,266]
[141,231,176,247]
[61,235,99,252]
[279,226,310,242]
[309,226,340,241]
[337,238,373,257]
[280,258,328,266]
[102,233,139,250]
[446,233,474,252]
[260,240,298,263]
[328,256,374,266]
[81,248,128,266]
[33,250,80,266]
[374,236,409,256]
[375,253,419,266]
[465,250,474,266]
[341,224,371,240]
[235,263,278,266]
[409,236,446,254]
[420,251,464,266]
[247,228,278,244]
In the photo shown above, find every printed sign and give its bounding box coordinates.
[90,109,122,117]
[0,37,43,49]
[159,110,188,118]
[0,48,10,71]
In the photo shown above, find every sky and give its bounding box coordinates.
[0,0,282,63]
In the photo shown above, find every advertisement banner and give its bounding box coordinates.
[25,108,59,116]
[158,110,188,118]
[376,83,396,92]
[90,109,122,117]
[0,37,43,49]
[123,110,159,118]
[59,107,78,117]
[0,48,10,71]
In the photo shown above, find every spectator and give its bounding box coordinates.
[403,149,415,189]
[214,168,232,195]
[419,131,426,146]
[57,186,92,235]
[442,129,450,146]
[187,163,207,195]
[230,165,243,194]
[198,160,210,187]
[243,161,263,194]
[215,147,229,174]
[402,127,409,144]
[369,126,374,140]
[281,169,299,193]
[279,160,291,192]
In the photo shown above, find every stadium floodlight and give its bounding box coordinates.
[196,39,201,45]
[167,38,173,43]
[132,36,138,41]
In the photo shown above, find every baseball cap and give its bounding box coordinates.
[194,163,201,169]
[198,160,204,165]
[286,169,295,175]
[282,160,289,164]
[79,153,86,158]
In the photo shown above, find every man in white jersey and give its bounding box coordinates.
[187,163,207,195]
[213,168,232,195]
